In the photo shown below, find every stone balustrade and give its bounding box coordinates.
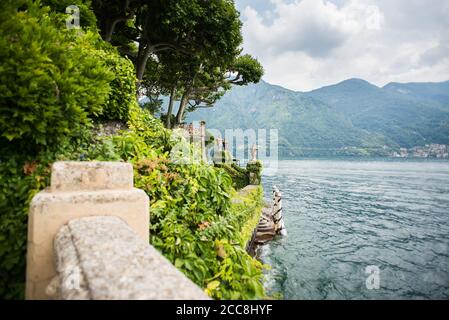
[26,161,208,300]
[48,216,207,300]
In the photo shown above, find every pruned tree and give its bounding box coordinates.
[173,54,264,127]
[91,0,264,125]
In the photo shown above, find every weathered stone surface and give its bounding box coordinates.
[51,161,133,191]
[26,161,149,300]
[50,225,90,300]
[52,216,208,300]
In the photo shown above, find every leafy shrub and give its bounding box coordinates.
[0,128,95,299]
[0,3,114,154]
[233,186,265,247]
[0,3,266,299]
[40,0,98,29]
[100,52,137,122]
[92,109,267,299]
[1,104,267,299]
[132,157,265,299]
[128,106,173,152]
[246,160,263,185]
[0,158,50,299]
[214,163,249,190]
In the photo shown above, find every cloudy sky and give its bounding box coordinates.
[234,0,449,91]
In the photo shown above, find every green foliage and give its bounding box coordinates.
[0,2,135,298]
[214,162,263,190]
[128,107,172,152]
[214,163,249,190]
[230,54,264,86]
[140,100,163,116]
[41,0,98,29]
[0,3,113,154]
[246,161,263,185]
[132,158,265,300]
[83,109,267,299]
[0,103,267,301]
[100,52,137,122]
[0,0,267,301]
[0,126,99,299]
[232,186,264,248]
[0,158,50,299]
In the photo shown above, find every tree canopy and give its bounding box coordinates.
[91,0,264,127]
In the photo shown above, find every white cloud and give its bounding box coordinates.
[239,0,449,91]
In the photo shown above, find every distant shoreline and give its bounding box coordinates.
[277,156,449,162]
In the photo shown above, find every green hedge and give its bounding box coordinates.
[214,163,249,190]
[100,52,137,122]
[214,162,263,190]
[232,186,264,248]
[0,3,114,155]
[0,2,139,298]
[0,2,138,155]
[246,161,263,185]
[0,107,267,300]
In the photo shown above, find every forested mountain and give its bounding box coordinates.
[187,79,449,157]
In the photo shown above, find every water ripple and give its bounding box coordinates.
[260,159,449,300]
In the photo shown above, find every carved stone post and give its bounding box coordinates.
[272,186,287,236]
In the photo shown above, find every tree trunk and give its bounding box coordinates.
[165,87,176,129]
[175,91,189,127]
[136,43,152,82]
[104,19,118,42]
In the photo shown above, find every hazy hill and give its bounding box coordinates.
[186,79,449,157]
[306,78,449,149]
[383,80,449,106]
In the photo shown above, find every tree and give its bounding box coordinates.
[228,54,265,86]
[172,54,264,127]
[93,0,243,82]
[91,0,264,126]
[139,52,184,128]
[92,0,140,42]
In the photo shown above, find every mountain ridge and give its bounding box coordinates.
[186,78,449,157]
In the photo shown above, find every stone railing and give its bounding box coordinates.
[26,161,208,300]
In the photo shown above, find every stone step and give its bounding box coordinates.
[255,232,276,244]
[257,226,274,231]
[257,225,274,231]
[256,230,276,237]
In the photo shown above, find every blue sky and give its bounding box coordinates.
[234,0,449,91]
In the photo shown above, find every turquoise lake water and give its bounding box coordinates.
[260,159,449,299]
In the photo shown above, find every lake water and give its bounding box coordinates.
[260,159,449,299]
